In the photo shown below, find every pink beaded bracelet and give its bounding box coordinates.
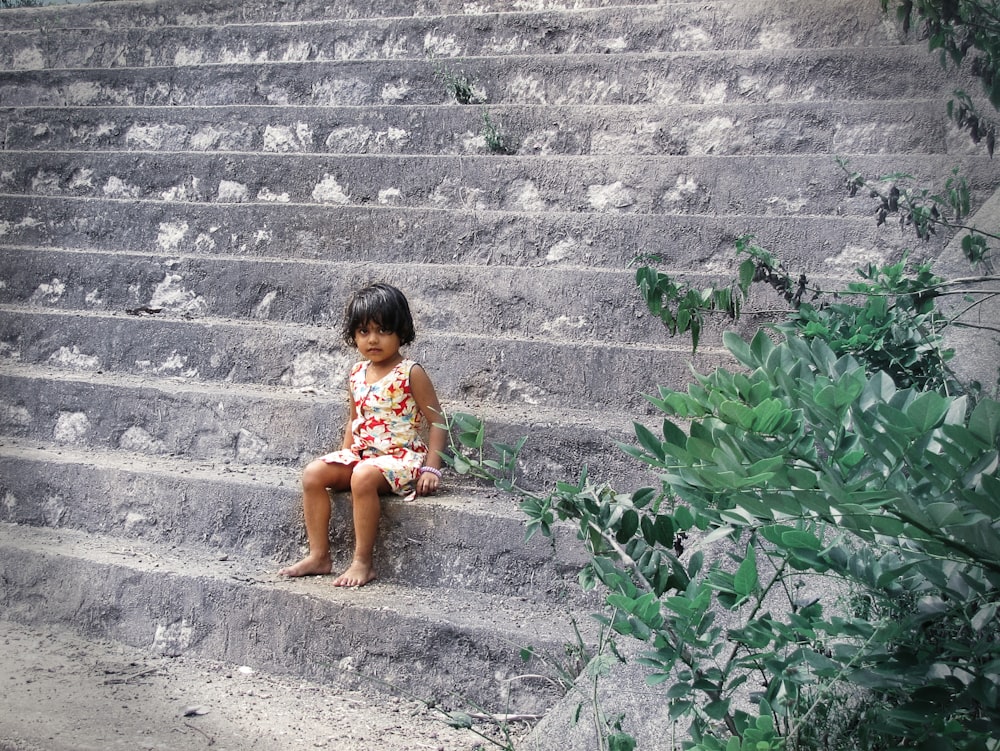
[418,466,442,479]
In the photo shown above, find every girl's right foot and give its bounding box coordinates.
[278,554,332,577]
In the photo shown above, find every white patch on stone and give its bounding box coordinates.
[235,429,269,463]
[252,290,278,319]
[280,351,352,390]
[31,278,65,303]
[66,81,102,105]
[311,174,350,204]
[54,411,90,443]
[156,221,188,252]
[766,194,810,214]
[13,46,45,70]
[2,491,16,513]
[280,42,313,61]
[149,274,208,316]
[135,352,192,377]
[85,290,103,306]
[380,34,408,59]
[662,175,700,204]
[697,81,728,105]
[509,75,547,103]
[461,131,488,153]
[263,123,313,152]
[103,176,140,199]
[216,180,249,202]
[541,315,587,334]
[381,81,411,103]
[1,404,31,428]
[587,181,635,211]
[507,180,546,211]
[545,238,578,263]
[336,33,372,60]
[49,346,100,371]
[459,187,486,209]
[671,27,712,50]
[377,188,402,205]
[600,36,629,53]
[758,28,795,50]
[561,77,621,106]
[173,46,205,65]
[153,619,193,657]
[257,188,290,203]
[30,170,61,194]
[193,232,217,252]
[386,127,408,144]
[424,32,462,57]
[690,116,736,154]
[68,168,94,190]
[824,245,887,268]
[123,511,148,532]
[126,124,166,149]
[160,176,201,202]
[325,125,374,152]
[32,123,50,138]
[119,426,167,454]
[189,126,225,150]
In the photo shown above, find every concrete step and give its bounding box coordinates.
[0,247,682,341]
[0,618,498,751]
[0,363,649,487]
[0,521,593,713]
[0,1,903,72]
[0,197,923,271]
[3,151,994,219]
[0,0,669,32]
[0,306,730,411]
[0,438,594,604]
[1,99,970,157]
[0,46,958,108]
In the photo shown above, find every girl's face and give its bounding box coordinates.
[354,320,402,366]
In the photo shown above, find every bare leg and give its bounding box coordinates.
[332,463,388,587]
[278,459,352,577]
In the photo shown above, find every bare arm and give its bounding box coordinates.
[341,384,357,450]
[410,363,446,495]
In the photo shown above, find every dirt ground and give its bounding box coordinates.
[0,619,530,751]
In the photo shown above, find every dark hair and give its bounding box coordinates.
[341,283,416,346]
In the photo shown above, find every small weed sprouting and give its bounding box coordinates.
[432,61,480,105]
[482,110,516,155]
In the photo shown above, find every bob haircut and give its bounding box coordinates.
[341,283,416,346]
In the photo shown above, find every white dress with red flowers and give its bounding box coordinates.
[320,359,428,496]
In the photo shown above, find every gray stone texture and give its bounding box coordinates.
[1,0,997,747]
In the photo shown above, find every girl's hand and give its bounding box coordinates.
[416,467,441,496]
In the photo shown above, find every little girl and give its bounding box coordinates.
[278,283,446,587]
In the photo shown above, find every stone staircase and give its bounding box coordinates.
[0,0,996,744]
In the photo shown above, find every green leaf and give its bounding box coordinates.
[968,399,1000,444]
[634,421,666,461]
[780,529,823,550]
[734,546,758,597]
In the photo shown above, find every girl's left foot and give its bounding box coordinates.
[332,559,377,588]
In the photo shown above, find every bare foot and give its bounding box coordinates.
[332,559,377,588]
[278,553,332,577]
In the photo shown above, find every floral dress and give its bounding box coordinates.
[320,359,428,496]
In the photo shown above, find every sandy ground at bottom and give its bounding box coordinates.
[0,619,529,751]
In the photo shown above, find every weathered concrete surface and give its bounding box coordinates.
[0,439,595,601]
[0,47,964,109]
[0,619,504,751]
[2,100,973,156]
[0,196,922,271]
[0,521,592,714]
[2,151,996,217]
[2,0,999,747]
[0,0,905,72]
